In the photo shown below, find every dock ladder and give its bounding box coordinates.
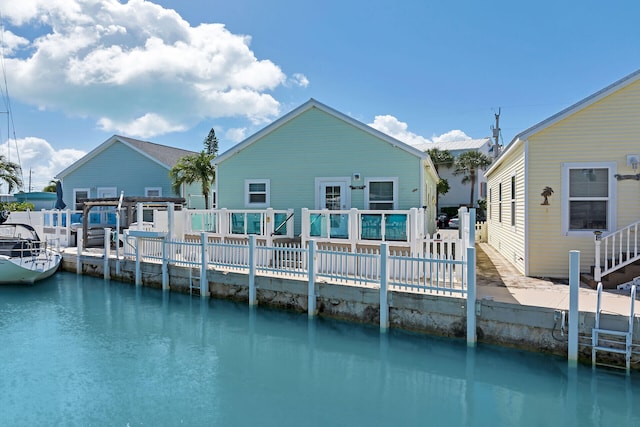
[591,282,636,373]
[189,266,201,296]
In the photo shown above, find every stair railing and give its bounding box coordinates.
[594,220,640,282]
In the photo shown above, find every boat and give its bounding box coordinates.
[0,211,61,284]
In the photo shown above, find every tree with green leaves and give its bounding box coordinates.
[427,148,454,173]
[204,128,219,156]
[0,155,22,194]
[169,151,216,208]
[427,147,454,215]
[43,180,57,192]
[453,151,493,207]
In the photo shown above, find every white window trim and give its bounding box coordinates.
[145,187,162,197]
[97,186,117,198]
[244,179,270,208]
[561,161,616,236]
[74,188,90,209]
[498,181,503,223]
[510,173,516,228]
[364,177,398,210]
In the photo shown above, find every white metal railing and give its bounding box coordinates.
[301,207,424,248]
[594,221,640,282]
[115,231,478,340]
[123,233,467,293]
[183,208,295,241]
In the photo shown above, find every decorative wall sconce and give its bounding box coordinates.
[541,186,554,205]
[614,154,640,181]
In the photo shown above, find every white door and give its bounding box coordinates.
[316,179,350,238]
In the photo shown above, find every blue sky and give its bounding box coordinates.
[1,0,639,191]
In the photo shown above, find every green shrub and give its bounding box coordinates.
[0,201,35,212]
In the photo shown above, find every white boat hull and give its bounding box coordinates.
[0,250,61,284]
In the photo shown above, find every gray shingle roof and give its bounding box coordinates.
[116,135,197,168]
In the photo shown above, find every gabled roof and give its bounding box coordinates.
[213,98,432,166]
[56,135,196,179]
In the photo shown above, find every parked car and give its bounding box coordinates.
[448,216,459,229]
[437,214,449,228]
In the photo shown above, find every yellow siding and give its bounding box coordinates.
[487,142,526,274]
[526,79,640,277]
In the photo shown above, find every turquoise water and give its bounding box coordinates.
[1,272,639,426]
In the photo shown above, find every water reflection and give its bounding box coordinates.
[1,272,639,426]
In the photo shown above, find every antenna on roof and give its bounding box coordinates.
[491,108,501,159]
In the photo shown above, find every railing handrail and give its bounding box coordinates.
[594,220,640,281]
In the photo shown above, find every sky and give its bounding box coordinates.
[0,0,639,192]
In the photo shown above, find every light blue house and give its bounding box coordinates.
[55,135,201,211]
[213,99,439,235]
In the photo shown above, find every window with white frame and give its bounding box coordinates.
[365,178,398,210]
[145,187,162,197]
[245,179,270,207]
[563,162,615,233]
[74,188,90,210]
[510,175,516,227]
[498,182,502,223]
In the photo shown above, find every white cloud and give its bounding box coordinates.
[290,73,309,88]
[98,113,188,139]
[369,115,431,146]
[225,128,246,143]
[0,137,86,192]
[369,115,471,150]
[2,0,304,138]
[432,130,471,143]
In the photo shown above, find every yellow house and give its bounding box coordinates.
[485,69,640,284]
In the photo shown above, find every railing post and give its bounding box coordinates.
[468,208,476,247]
[286,208,295,239]
[135,237,141,286]
[103,227,111,280]
[349,208,358,252]
[594,231,602,282]
[136,202,144,228]
[167,202,175,262]
[65,209,71,247]
[249,235,257,306]
[200,231,209,297]
[409,207,420,255]
[265,208,274,247]
[220,208,229,240]
[466,246,476,346]
[308,239,317,317]
[162,237,169,291]
[301,208,309,248]
[380,242,389,332]
[568,250,580,367]
[76,233,82,275]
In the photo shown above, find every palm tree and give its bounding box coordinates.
[427,148,454,173]
[0,155,22,193]
[427,148,454,216]
[453,151,493,207]
[43,180,57,192]
[169,151,216,208]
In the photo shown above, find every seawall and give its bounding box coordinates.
[61,252,637,369]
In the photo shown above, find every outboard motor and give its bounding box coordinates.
[0,210,9,225]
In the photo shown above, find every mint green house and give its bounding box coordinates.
[213,99,439,235]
